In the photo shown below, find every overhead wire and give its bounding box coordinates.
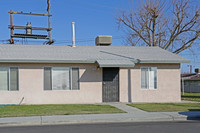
[0,36,123,45]
[53,36,123,44]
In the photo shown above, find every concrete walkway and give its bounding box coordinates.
[105,102,147,113]
[0,103,200,127]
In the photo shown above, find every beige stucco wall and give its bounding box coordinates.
[0,63,181,104]
[0,63,102,104]
[119,63,181,103]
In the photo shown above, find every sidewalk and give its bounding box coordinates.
[0,103,200,127]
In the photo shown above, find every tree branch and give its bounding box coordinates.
[120,18,150,45]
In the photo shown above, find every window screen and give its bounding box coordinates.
[149,67,157,89]
[141,67,148,89]
[52,67,70,90]
[72,68,79,90]
[10,67,18,91]
[44,67,52,90]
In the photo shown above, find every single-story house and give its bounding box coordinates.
[181,69,200,93]
[0,42,189,104]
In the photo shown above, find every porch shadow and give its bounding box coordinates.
[79,68,102,82]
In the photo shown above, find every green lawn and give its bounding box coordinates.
[181,92,200,102]
[128,103,200,112]
[0,104,124,118]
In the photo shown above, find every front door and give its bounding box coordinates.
[102,68,119,102]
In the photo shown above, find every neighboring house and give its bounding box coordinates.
[181,69,200,93]
[0,41,189,104]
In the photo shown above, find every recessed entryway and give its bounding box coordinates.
[102,68,119,102]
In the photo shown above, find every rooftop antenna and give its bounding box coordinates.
[8,0,53,45]
[72,22,76,47]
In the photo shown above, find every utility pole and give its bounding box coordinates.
[8,0,53,45]
[10,9,14,44]
[47,0,52,44]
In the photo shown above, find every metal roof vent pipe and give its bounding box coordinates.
[72,22,76,47]
[95,36,112,46]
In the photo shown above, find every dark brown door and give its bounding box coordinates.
[103,68,119,102]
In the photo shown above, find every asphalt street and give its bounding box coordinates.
[0,121,200,133]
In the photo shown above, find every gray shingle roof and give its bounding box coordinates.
[0,44,189,66]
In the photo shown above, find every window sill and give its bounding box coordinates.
[140,88,157,90]
[43,90,80,91]
[0,90,19,92]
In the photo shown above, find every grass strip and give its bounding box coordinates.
[128,103,200,112]
[0,104,124,118]
[181,92,200,102]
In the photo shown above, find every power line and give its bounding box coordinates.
[0,36,123,45]
[53,36,123,44]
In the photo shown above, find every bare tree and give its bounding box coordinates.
[117,0,200,54]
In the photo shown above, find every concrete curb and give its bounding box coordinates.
[0,112,200,127]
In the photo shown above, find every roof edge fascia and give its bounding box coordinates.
[137,60,190,64]
[0,60,95,64]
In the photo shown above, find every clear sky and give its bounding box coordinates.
[0,0,130,45]
[0,0,199,73]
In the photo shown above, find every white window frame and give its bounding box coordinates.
[0,67,19,91]
[52,67,71,90]
[43,66,80,91]
[141,67,157,90]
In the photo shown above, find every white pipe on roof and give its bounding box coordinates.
[72,22,76,47]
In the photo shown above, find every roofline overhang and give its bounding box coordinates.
[137,60,190,63]
[96,60,135,68]
[0,59,190,64]
[97,64,135,68]
[0,59,96,64]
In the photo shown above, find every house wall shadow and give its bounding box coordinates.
[179,110,200,120]
[79,68,102,82]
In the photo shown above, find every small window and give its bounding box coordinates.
[141,67,157,89]
[0,67,18,91]
[44,67,79,90]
